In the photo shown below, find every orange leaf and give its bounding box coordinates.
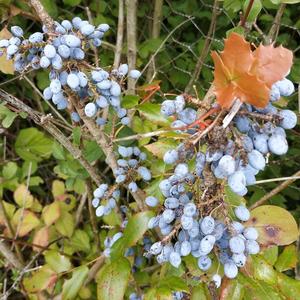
[251,44,293,86]
[33,227,49,251]
[211,33,293,109]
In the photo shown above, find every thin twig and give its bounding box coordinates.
[146,0,163,81]
[113,0,125,69]
[185,0,219,93]
[75,189,88,226]
[0,240,24,270]
[250,169,300,210]
[84,254,105,285]
[126,0,137,94]
[265,4,286,45]
[240,0,255,28]
[0,89,102,186]
[113,129,172,142]
[255,176,300,184]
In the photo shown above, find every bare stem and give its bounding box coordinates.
[146,0,163,81]
[29,0,55,31]
[126,0,137,94]
[240,0,255,28]
[113,0,125,69]
[265,4,286,45]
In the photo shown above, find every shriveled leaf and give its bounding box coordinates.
[23,266,57,293]
[62,266,88,300]
[32,227,49,251]
[45,250,72,273]
[96,257,130,300]
[13,184,34,208]
[12,209,40,237]
[246,205,299,247]
[274,245,298,272]
[0,28,14,74]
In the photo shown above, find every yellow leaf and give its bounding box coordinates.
[42,201,61,226]
[246,205,299,247]
[12,209,40,237]
[32,227,49,251]
[0,28,14,75]
[52,180,65,199]
[13,184,34,208]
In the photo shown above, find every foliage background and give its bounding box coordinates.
[0,0,300,299]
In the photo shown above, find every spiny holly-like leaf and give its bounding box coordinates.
[211,33,293,109]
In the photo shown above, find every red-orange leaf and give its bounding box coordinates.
[251,44,293,86]
[211,33,293,109]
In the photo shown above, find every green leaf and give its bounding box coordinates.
[223,0,242,12]
[55,211,74,238]
[42,201,61,226]
[62,266,88,300]
[63,0,82,6]
[96,257,130,300]
[122,211,154,247]
[191,284,211,300]
[246,205,299,247]
[251,256,277,285]
[13,184,34,208]
[23,266,57,293]
[260,246,278,266]
[219,278,244,300]
[122,95,140,108]
[70,229,90,253]
[12,209,40,237]
[158,276,189,293]
[83,141,104,163]
[281,0,300,3]
[2,161,18,179]
[243,0,262,22]
[137,103,171,126]
[45,250,72,273]
[238,273,282,300]
[277,273,300,298]
[144,139,178,159]
[72,127,81,146]
[40,0,58,17]
[15,128,53,162]
[274,245,297,272]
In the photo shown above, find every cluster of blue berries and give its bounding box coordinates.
[0,19,141,124]
[160,77,297,197]
[148,203,259,283]
[92,146,151,218]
